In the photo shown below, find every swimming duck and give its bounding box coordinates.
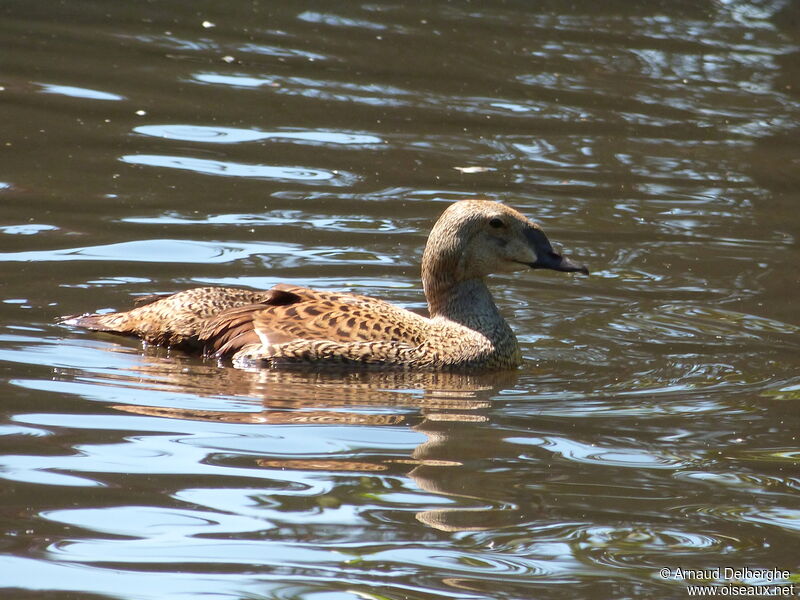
[63,200,587,370]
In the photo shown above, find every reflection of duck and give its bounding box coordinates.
[89,357,529,531]
[97,353,516,410]
[64,200,587,369]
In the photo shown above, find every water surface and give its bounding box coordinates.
[1,1,799,599]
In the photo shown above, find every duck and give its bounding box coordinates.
[63,200,588,370]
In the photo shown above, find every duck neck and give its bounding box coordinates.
[425,275,508,337]
[421,224,515,345]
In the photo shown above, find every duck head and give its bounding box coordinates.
[422,200,588,289]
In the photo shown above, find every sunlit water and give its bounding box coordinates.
[1,2,799,599]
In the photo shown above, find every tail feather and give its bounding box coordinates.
[60,313,118,332]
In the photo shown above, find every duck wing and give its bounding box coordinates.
[199,284,428,358]
[62,286,277,350]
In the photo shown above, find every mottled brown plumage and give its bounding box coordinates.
[63,200,588,370]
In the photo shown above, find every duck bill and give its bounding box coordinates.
[532,251,589,274]
[525,226,589,275]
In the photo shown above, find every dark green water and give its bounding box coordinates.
[1,1,799,599]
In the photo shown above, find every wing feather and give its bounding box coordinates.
[199,284,428,358]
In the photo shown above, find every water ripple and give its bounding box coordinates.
[121,154,355,184]
[121,209,412,234]
[507,435,687,469]
[0,239,294,264]
[607,304,799,347]
[134,124,382,146]
[574,525,742,571]
[2,2,799,599]
[44,505,266,537]
[38,83,124,101]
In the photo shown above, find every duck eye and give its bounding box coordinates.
[489,217,505,229]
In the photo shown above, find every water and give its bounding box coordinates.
[2,1,799,598]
